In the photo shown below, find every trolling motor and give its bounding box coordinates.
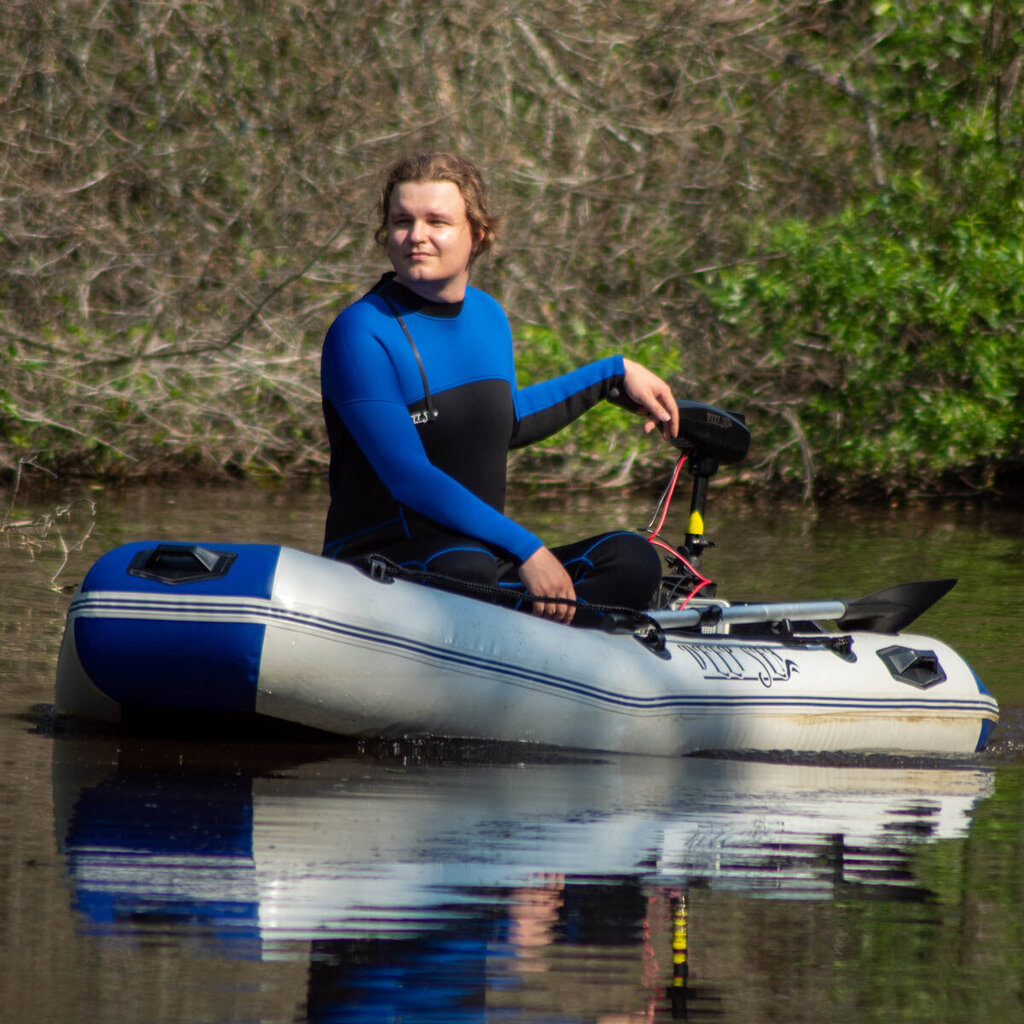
[643,401,750,605]
[671,401,750,560]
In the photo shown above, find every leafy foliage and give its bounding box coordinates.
[701,0,1024,494]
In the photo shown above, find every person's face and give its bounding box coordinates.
[386,180,480,303]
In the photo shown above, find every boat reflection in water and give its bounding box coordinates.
[53,735,993,1021]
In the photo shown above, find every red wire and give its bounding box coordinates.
[647,451,713,607]
[648,536,680,558]
[650,453,688,538]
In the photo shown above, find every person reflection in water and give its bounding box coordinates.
[320,152,679,627]
[304,877,679,1022]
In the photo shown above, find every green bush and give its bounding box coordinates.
[701,0,1024,494]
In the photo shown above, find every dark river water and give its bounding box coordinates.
[2,481,1023,1024]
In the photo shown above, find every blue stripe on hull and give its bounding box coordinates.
[70,592,997,720]
[976,716,997,752]
[71,541,280,713]
[74,617,264,713]
[275,607,993,716]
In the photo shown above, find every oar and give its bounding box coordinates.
[634,579,957,634]
[835,578,957,632]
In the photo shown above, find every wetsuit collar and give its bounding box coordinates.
[373,272,464,319]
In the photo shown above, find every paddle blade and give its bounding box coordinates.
[836,578,957,633]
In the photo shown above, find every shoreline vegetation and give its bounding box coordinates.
[3,2,1022,502]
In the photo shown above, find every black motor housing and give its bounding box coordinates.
[672,402,750,465]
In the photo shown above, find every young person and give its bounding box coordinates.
[321,152,679,626]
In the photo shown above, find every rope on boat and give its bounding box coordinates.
[354,553,665,634]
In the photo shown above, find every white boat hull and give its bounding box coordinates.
[56,541,998,756]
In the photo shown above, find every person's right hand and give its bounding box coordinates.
[519,546,576,624]
[622,358,679,441]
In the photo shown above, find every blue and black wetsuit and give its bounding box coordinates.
[321,274,661,621]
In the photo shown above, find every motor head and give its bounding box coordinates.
[671,401,750,465]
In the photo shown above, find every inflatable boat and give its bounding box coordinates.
[54,403,998,756]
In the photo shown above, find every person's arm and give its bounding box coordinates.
[511,355,678,447]
[510,356,625,448]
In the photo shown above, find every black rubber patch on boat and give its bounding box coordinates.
[128,544,238,585]
[877,645,947,688]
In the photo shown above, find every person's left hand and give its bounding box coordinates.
[519,546,576,624]
[622,359,678,441]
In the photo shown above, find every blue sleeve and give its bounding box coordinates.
[322,308,544,563]
[511,355,626,448]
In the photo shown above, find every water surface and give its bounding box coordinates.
[2,483,1023,1023]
